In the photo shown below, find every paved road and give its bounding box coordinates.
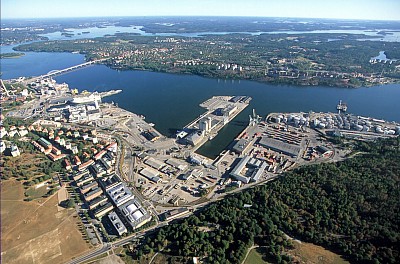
[67,243,111,264]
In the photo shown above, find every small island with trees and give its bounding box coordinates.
[1,52,25,59]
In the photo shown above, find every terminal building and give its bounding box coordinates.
[230,156,268,184]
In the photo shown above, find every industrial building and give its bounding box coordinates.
[258,137,301,157]
[317,145,333,156]
[185,131,204,146]
[199,117,213,132]
[181,169,203,181]
[140,167,162,183]
[142,130,160,142]
[232,139,253,154]
[108,211,127,236]
[222,105,237,117]
[160,208,190,221]
[144,157,166,170]
[166,158,188,171]
[230,156,268,184]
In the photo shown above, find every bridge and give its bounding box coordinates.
[28,58,109,81]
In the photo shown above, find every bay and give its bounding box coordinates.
[2,46,399,158]
[54,65,400,158]
[0,44,85,80]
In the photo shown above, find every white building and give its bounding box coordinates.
[118,199,151,229]
[10,145,21,157]
[108,211,127,236]
[106,182,134,207]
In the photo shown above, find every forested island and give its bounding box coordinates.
[14,32,400,88]
[123,138,399,264]
[0,52,25,59]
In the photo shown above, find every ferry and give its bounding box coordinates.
[71,90,122,104]
[337,100,347,112]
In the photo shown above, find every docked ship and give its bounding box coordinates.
[337,100,347,112]
[70,90,122,104]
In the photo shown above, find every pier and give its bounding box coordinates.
[179,96,251,153]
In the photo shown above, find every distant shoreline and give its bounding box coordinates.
[0,52,25,59]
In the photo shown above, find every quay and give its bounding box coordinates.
[178,96,251,152]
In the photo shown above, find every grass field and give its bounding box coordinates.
[289,241,350,264]
[244,248,267,264]
[1,180,91,264]
[24,185,49,199]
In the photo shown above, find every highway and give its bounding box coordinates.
[67,243,112,264]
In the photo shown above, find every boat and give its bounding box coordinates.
[71,92,101,104]
[337,100,347,112]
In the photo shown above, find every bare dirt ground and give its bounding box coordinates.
[57,185,68,211]
[1,180,91,264]
[289,241,349,264]
[94,254,125,264]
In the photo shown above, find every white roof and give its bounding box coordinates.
[132,210,144,221]
[126,203,138,214]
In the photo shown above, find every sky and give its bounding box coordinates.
[2,0,400,20]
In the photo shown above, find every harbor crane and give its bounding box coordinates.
[249,108,262,126]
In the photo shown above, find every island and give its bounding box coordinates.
[0,52,25,59]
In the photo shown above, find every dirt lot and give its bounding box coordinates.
[1,180,91,264]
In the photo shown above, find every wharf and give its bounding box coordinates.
[182,96,251,153]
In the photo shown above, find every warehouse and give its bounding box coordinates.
[232,138,252,154]
[258,137,301,157]
[230,156,268,184]
[140,167,162,183]
[144,157,166,170]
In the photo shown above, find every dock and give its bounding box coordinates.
[178,96,251,152]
